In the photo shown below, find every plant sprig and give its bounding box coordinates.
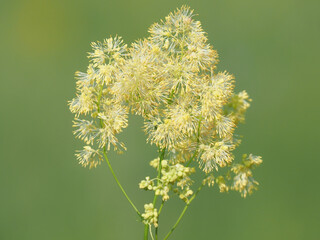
[69,6,262,240]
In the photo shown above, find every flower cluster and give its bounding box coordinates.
[230,154,263,197]
[140,158,195,202]
[70,6,263,239]
[70,5,261,193]
[142,203,159,227]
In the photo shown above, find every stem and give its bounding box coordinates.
[102,149,141,218]
[153,149,166,205]
[145,148,166,240]
[144,225,149,240]
[186,150,198,167]
[158,201,165,215]
[96,85,104,126]
[186,116,202,167]
[96,83,141,218]
[149,225,155,240]
[155,201,164,240]
[163,183,204,240]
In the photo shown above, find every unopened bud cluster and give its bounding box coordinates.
[140,158,195,202]
[142,203,158,227]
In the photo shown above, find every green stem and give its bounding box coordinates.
[163,183,204,240]
[186,116,202,167]
[102,149,141,218]
[186,150,199,167]
[158,201,165,215]
[149,225,155,240]
[96,83,141,218]
[153,149,166,205]
[144,225,149,240]
[145,148,166,240]
[155,201,164,240]
[96,84,104,127]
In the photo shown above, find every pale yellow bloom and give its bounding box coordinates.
[70,6,262,200]
[142,203,158,227]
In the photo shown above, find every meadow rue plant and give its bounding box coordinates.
[69,6,262,240]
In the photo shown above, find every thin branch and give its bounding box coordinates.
[145,148,166,240]
[102,149,141,218]
[155,201,165,240]
[186,116,202,167]
[163,183,204,240]
[97,83,141,218]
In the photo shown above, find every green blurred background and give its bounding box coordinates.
[1,0,319,239]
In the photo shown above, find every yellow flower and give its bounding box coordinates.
[70,7,261,201]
